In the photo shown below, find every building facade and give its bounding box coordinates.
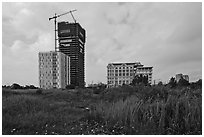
[176,73,189,82]
[58,22,86,87]
[135,66,153,84]
[39,51,70,89]
[107,62,153,88]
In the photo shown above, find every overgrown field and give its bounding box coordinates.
[2,85,202,135]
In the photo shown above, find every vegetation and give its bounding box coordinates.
[2,81,202,135]
[2,83,38,89]
[36,89,43,94]
[66,84,75,89]
[90,87,202,134]
[131,74,149,86]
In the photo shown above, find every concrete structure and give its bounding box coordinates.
[176,73,189,82]
[58,22,86,87]
[183,75,189,82]
[107,62,153,88]
[39,51,70,89]
[135,66,153,84]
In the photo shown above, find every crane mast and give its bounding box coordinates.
[49,10,77,51]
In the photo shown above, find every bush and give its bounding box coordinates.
[177,78,189,87]
[66,84,75,89]
[93,88,103,94]
[36,89,43,94]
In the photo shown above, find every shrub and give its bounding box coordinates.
[177,78,190,87]
[66,84,75,89]
[36,89,43,94]
[168,77,177,88]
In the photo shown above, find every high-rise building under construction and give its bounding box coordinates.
[58,22,86,87]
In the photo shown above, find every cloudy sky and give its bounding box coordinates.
[2,2,202,86]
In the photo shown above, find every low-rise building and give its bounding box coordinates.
[176,73,189,82]
[39,51,70,89]
[107,62,153,88]
[135,66,153,84]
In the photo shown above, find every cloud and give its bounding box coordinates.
[2,2,202,86]
[2,31,53,86]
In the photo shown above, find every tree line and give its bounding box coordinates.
[131,74,202,89]
[2,83,38,89]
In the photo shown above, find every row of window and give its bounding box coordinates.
[108,73,134,76]
[108,69,133,72]
[108,80,131,85]
[108,66,133,70]
[137,70,152,73]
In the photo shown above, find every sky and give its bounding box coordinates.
[2,2,202,86]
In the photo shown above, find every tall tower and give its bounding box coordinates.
[58,22,86,87]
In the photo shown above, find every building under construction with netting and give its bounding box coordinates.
[58,22,86,87]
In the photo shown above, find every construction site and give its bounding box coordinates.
[39,10,86,89]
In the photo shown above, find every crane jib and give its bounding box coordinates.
[57,10,77,18]
[48,10,77,51]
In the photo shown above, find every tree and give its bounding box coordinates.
[158,81,163,86]
[2,85,8,88]
[196,79,202,88]
[168,77,177,88]
[189,79,202,89]
[131,74,148,86]
[29,85,38,89]
[24,85,38,89]
[11,83,23,89]
[177,77,189,87]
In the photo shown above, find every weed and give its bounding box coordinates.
[2,86,202,135]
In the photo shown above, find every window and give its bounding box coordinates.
[79,43,83,48]
[79,38,84,44]
[80,32,84,37]
[60,29,70,34]
[61,43,70,47]
[80,48,83,53]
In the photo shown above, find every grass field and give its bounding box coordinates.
[2,85,202,135]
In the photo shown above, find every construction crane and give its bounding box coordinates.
[49,10,77,51]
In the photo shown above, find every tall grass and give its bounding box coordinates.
[90,87,202,134]
[2,92,85,135]
[2,87,202,135]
